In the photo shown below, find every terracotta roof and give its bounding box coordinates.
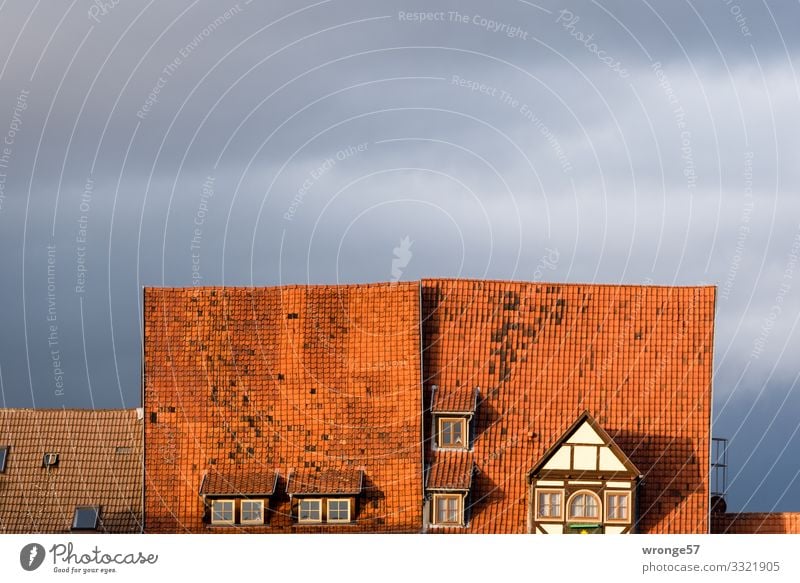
[712,512,800,534]
[431,386,479,414]
[144,283,423,533]
[422,278,715,533]
[286,469,364,495]
[427,455,474,490]
[0,409,143,533]
[200,471,278,496]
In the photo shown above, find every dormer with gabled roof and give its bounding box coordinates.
[528,411,642,534]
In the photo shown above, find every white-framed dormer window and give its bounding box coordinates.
[535,489,563,520]
[211,499,235,525]
[432,493,463,526]
[240,500,264,525]
[327,499,351,523]
[604,491,630,523]
[298,499,322,523]
[438,417,467,449]
[42,453,59,468]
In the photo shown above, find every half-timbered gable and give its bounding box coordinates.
[528,412,641,534]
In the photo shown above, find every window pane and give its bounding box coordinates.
[72,506,99,530]
[452,422,463,445]
[586,496,597,517]
[442,422,452,444]
[300,500,320,521]
[436,498,447,522]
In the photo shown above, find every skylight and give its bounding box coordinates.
[42,453,59,468]
[72,506,100,530]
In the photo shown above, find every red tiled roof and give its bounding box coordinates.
[427,455,474,490]
[431,386,478,414]
[144,283,423,533]
[200,471,278,496]
[0,409,143,533]
[286,469,363,495]
[422,279,715,534]
[712,512,800,534]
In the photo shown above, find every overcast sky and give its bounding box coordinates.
[0,0,799,513]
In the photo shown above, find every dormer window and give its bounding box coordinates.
[42,453,59,468]
[431,386,479,451]
[426,457,474,528]
[287,469,364,525]
[0,446,8,472]
[528,412,642,534]
[438,418,466,449]
[200,471,278,527]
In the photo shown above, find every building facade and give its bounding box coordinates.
[0,408,143,533]
[2,279,796,534]
[142,279,718,533]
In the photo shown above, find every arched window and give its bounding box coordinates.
[567,491,601,520]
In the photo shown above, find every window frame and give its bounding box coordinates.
[437,417,467,449]
[42,452,59,468]
[604,490,631,524]
[0,446,8,473]
[210,499,235,525]
[534,488,564,521]
[297,498,323,524]
[566,490,602,522]
[432,493,464,526]
[326,498,352,523]
[239,499,265,525]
